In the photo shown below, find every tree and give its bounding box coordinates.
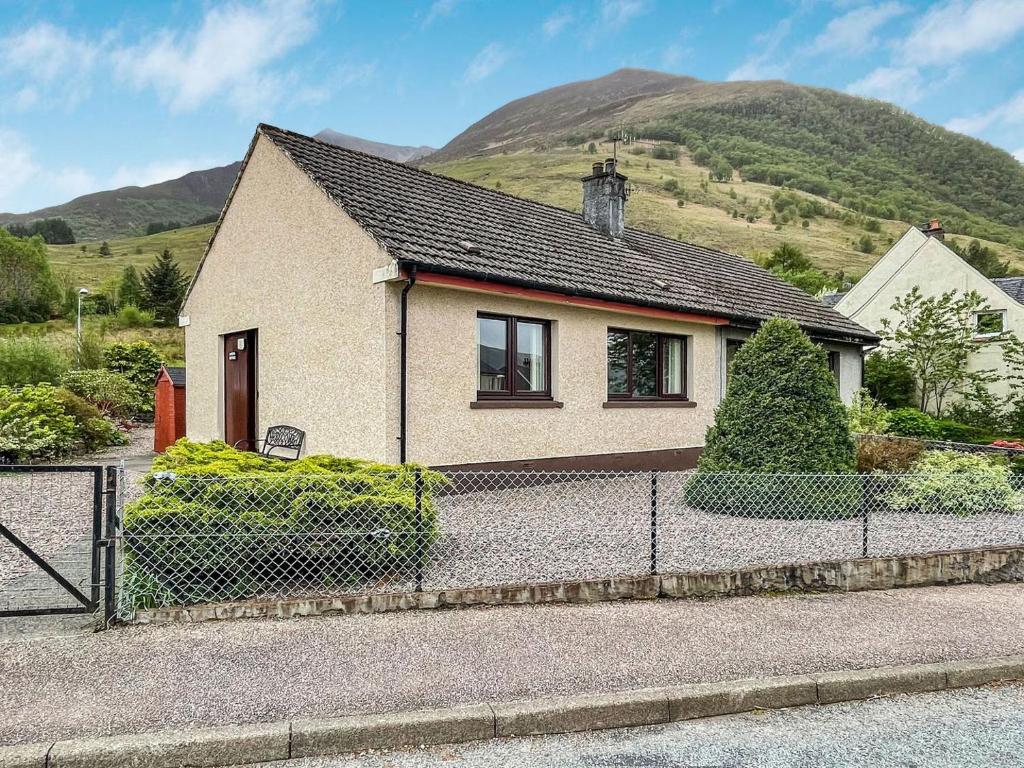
[878,287,996,415]
[857,234,875,254]
[587,142,597,155]
[863,350,916,408]
[98,241,112,257]
[0,230,59,323]
[948,238,1014,278]
[4,218,74,244]
[141,249,186,325]
[698,318,855,473]
[709,156,733,182]
[762,242,813,272]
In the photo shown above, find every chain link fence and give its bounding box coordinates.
[114,468,1024,618]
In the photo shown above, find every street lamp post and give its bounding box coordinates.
[76,288,89,368]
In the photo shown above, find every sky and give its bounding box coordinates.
[1,0,1022,213]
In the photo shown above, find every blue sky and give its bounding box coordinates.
[2,0,1022,213]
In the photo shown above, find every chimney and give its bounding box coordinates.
[582,157,627,237]
[921,218,944,240]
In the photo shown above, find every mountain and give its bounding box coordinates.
[0,163,241,242]
[314,129,435,163]
[428,69,1024,250]
[2,133,433,242]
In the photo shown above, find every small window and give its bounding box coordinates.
[827,351,840,388]
[607,329,687,400]
[976,311,1005,337]
[477,314,551,399]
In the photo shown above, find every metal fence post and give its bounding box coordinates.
[414,468,424,592]
[90,467,103,610]
[650,472,658,575]
[861,475,870,558]
[103,465,118,626]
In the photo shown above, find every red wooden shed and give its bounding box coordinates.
[154,366,186,453]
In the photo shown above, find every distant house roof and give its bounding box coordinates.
[993,278,1024,304]
[161,366,186,387]
[821,292,847,307]
[247,124,876,343]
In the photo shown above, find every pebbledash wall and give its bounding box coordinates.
[183,134,863,468]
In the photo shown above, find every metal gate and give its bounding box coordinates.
[0,465,116,619]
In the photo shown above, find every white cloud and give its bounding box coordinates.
[113,0,319,114]
[728,18,793,81]
[599,0,648,28]
[901,0,1024,66]
[542,8,573,38]
[661,42,685,69]
[0,23,99,110]
[807,2,909,56]
[946,90,1024,136]
[0,128,98,212]
[422,0,460,28]
[846,65,924,104]
[462,42,511,84]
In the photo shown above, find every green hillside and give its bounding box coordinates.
[431,69,1024,252]
[46,223,213,292]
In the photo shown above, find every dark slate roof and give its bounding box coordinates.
[258,124,876,343]
[163,366,186,387]
[821,292,846,307]
[993,278,1024,304]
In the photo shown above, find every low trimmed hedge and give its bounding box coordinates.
[122,440,446,606]
[683,472,863,520]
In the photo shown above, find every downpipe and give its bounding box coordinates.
[398,266,417,464]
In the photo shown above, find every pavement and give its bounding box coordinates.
[250,683,1024,768]
[2,583,1024,748]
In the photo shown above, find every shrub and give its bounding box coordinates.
[848,389,890,434]
[887,408,940,439]
[0,337,68,386]
[699,318,855,473]
[0,383,126,462]
[856,434,924,473]
[690,319,856,518]
[932,419,999,445]
[114,305,155,329]
[864,351,916,408]
[122,440,446,606]
[886,451,1021,516]
[61,369,146,418]
[103,340,164,414]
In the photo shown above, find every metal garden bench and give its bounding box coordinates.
[234,425,305,460]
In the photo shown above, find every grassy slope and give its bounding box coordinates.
[45,223,214,291]
[426,142,1024,275]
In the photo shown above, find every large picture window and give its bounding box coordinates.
[477,313,551,399]
[607,329,687,400]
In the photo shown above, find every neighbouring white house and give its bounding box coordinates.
[832,220,1022,403]
[179,124,876,470]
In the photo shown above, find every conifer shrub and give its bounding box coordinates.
[687,318,858,518]
[122,440,446,606]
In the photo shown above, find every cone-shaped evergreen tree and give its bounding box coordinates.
[142,249,186,326]
[699,318,854,473]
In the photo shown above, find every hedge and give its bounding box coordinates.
[122,440,446,606]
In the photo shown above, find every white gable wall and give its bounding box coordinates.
[835,231,1019,404]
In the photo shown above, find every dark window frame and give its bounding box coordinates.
[476,312,553,401]
[607,328,688,401]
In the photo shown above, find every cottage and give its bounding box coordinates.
[832,221,1020,405]
[181,125,875,469]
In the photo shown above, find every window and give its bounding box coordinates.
[607,329,687,400]
[477,314,551,399]
[827,351,840,388]
[975,311,1005,337]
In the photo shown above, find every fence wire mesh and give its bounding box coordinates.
[0,468,99,614]
[115,468,1024,617]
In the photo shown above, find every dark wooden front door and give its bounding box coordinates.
[224,330,257,449]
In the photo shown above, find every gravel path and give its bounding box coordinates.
[1,582,1023,746]
[261,684,1024,768]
